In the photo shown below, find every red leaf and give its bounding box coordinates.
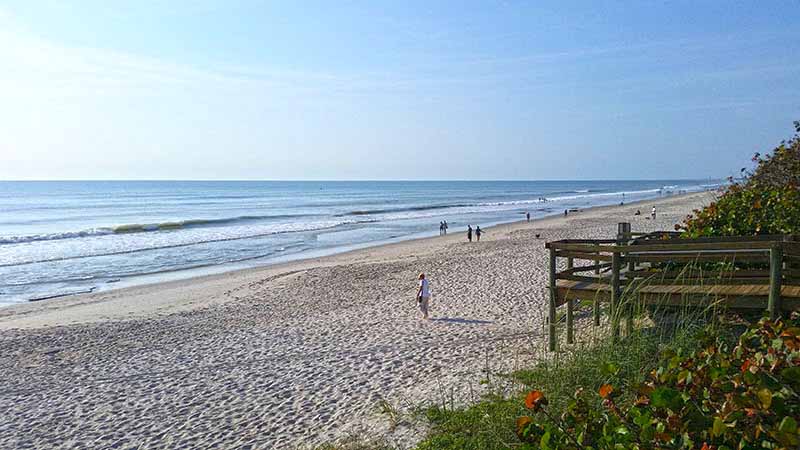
[741,359,751,373]
[599,384,614,399]
[525,390,548,411]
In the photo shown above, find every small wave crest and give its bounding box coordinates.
[0,213,310,245]
[340,204,471,216]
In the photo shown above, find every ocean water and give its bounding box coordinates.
[0,180,718,304]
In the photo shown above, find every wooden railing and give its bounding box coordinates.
[544,224,800,351]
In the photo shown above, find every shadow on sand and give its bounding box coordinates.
[432,317,493,325]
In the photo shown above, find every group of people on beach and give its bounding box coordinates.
[437,221,484,241]
[634,206,657,219]
[466,225,482,242]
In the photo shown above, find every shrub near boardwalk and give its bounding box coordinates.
[515,317,800,449]
[681,121,800,238]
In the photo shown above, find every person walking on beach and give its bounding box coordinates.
[467,225,473,242]
[416,273,431,320]
[651,206,657,219]
[526,212,530,222]
[443,220,448,235]
[439,221,444,235]
[475,226,482,241]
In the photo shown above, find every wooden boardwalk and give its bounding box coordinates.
[544,224,800,351]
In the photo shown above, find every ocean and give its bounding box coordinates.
[0,180,718,304]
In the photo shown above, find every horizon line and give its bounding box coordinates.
[0,177,726,183]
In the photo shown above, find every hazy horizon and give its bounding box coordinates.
[1,1,797,181]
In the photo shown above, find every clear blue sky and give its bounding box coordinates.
[0,1,797,180]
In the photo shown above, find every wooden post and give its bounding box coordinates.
[611,251,621,341]
[617,222,631,241]
[615,223,630,337]
[618,222,635,272]
[592,246,601,326]
[566,257,574,344]
[768,244,783,320]
[548,247,557,351]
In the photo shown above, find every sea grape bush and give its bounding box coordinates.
[516,316,800,449]
[681,183,800,237]
[681,121,800,238]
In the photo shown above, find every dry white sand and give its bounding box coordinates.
[0,192,713,449]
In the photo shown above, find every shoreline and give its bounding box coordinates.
[0,191,711,330]
[0,190,714,449]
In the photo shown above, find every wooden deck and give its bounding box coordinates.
[543,224,800,351]
[556,279,800,310]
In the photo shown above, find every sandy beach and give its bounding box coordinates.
[0,192,713,449]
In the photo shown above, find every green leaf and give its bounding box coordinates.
[779,416,798,434]
[781,366,800,385]
[602,362,620,376]
[712,417,725,437]
[651,387,683,411]
[539,430,551,450]
[757,388,772,409]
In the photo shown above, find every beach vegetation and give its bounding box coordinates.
[413,315,800,449]
[681,121,800,237]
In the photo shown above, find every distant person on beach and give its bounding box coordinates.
[475,226,482,241]
[417,273,430,319]
[635,209,641,216]
[467,225,473,242]
[526,212,530,222]
[651,206,657,219]
[564,209,568,216]
[443,220,448,235]
[439,221,444,235]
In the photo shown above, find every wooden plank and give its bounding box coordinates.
[769,246,783,320]
[548,247,557,351]
[782,241,800,257]
[556,250,615,261]
[635,278,771,286]
[551,240,779,254]
[557,273,612,283]
[627,253,769,263]
[784,268,800,281]
[562,263,612,274]
[632,234,788,244]
[566,257,574,344]
[626,269,771,279]
[611,252,621,341]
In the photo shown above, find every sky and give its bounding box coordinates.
[0,1,798,181]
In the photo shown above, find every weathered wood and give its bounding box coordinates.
[625,269,771,279]
[557,273,613,283]
[769,245,783,320]
[640,295,800,311]
[549,240,783,254]
[556,279,800,303]
[618,223,632,242]
[545,231,800,351]
[561,263,612,274]
[556,250,616,261]
[784,268,800,281]
[548,247,557,351]
[626,252,770,264]
[594,244,601,275]
[611,251,621,341]
[566,257,574,344]
[780,241,800,257]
